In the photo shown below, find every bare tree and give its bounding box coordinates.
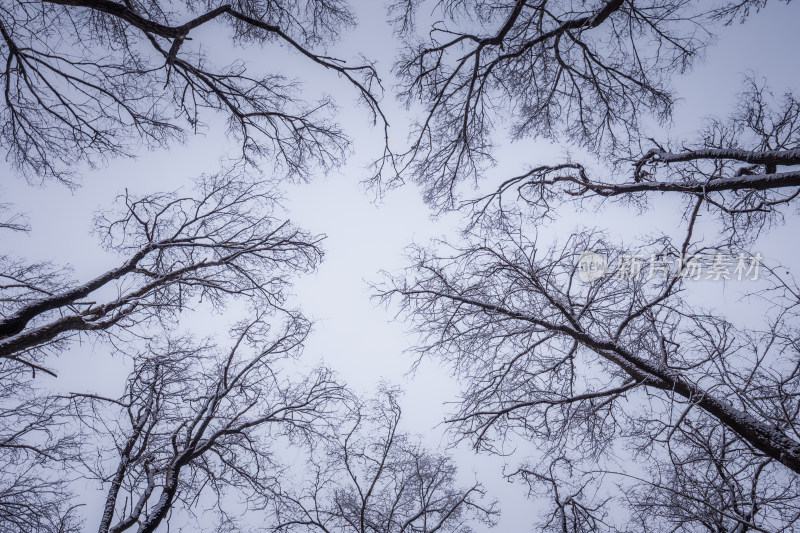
[384,0,791,208]
[0,0,386,183]
[0,171,322,376]
[0,369,83,533]
[0,202,28,232]
[65,314,347,533]
[467,78,800,241]
[378,0,800,530]
[270,388,498,533]
[508,425,800,532]
[381,220,800,530]
[0,3,392,532]
[2,196,78,530]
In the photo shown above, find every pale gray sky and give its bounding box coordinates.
[2,0,800,530]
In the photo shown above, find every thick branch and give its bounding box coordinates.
[403,288,800,475]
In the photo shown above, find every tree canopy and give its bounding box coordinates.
[2,0,800,532]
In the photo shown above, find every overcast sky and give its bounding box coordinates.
[2,0,800,530]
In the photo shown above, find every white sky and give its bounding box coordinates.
[2,0,800,530]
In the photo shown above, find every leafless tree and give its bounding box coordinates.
[384,0,791,208]
[0,171,323,377]
[0,2,393,531]
[2,196,81,529]
[381,219,800,530]
[270,388,498,533]
[0,0,387,184]
[66,314,347,533]
[0,202,28,232]
[508,421,800,532]
[467,78,800,242]
[379,0,800,530]
[0,369,83,533]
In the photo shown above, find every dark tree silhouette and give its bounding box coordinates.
[0,371,82,533]
[0,0,386,183]
[67,315,347,533]
[382,2,800,529]
[271,388,498,533]
[0,172,329,529]
[385,0,792,208]
[0,202,28,232]
[381,221,800,531]
[0,3,391,532]
[467,79,800,241]
[0,172,322,376]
